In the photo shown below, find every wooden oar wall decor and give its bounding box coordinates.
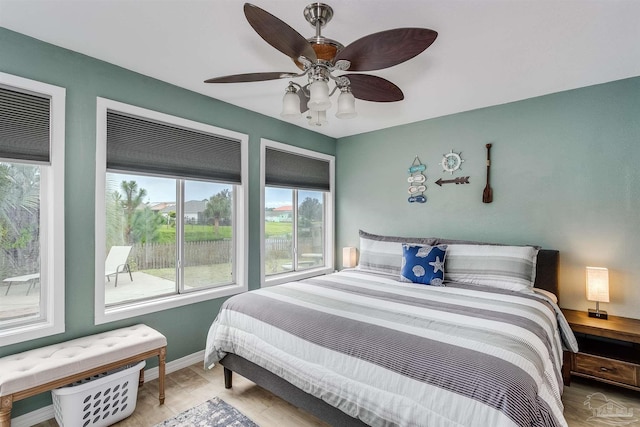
[482,143,493,203]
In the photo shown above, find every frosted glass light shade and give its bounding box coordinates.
[343,247,357,268]
[307,80,331,111]
[586,266,610,302]
[336,91,357,119]
[307,110,328,127]
[281,91,300,118]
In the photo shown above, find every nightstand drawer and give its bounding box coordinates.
[573,352,638,386]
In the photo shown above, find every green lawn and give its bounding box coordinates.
[155,222,293,243]
[264,222,293,237]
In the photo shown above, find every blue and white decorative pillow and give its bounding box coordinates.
[400,244,447,286]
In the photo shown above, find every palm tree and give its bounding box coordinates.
[120,180,147,244]
[204,189,231,236]
[0,163,40,276]
[131,206,163,243]
[105,179,124,248]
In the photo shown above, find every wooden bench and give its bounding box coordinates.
[0,324,166,426]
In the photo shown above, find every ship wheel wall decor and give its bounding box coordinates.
[441,150,464,174]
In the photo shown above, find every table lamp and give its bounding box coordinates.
[586,266,609,320]
[342,247,357,268]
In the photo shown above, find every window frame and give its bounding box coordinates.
[0,72,65,346]
[95,98,248,325]
[260,139,334,287]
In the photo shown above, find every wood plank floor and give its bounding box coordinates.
[34,363,640,426]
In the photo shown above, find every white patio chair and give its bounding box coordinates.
[2,273,40,295]
[105,246,133,287]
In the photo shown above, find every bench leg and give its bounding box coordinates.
[158,347,166,404]
[0,395,13,427]
[139,367,145,388]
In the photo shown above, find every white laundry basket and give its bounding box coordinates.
[51,360,145,427]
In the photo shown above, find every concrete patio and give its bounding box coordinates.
[0,271,179,322]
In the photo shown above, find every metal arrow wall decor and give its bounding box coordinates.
[435,176,470,186]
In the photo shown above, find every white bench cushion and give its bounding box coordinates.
[0,324,166,396]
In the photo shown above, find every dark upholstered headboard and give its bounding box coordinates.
[534,249,559,298]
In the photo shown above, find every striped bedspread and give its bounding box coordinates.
[205,270,578,427]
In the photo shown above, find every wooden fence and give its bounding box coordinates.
[130,240,232,270]
[129,238,316,270]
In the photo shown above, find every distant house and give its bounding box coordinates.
[266,205,293,222]
[149,202,176,212]
[152,200,207,224]
[184,200,207,224]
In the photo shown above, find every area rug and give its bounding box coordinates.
[154,397,259,427]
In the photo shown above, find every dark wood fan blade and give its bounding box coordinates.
[205,72,297,83]
[244,3,317,62]
[344,74,404,102]
[336,28,437,72]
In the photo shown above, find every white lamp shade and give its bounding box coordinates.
[307,80,332,111]
[336,91,357,119]
[281,91,300,118]
[343,247,357,268]
[307,110,328,126]
[586,266,610,303]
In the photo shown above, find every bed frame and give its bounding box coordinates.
[221,249,560,426]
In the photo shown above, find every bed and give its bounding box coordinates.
[205,233,579,427]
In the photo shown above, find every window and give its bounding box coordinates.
[261,139,334,286]
[95,98,248,324]
[0,72,65,346]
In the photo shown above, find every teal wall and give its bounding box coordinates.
[336,76,640,320]
[3,24,640,418]
[0,28,335,416]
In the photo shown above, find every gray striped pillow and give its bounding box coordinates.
[356,230,437,275]
[445,244,539,292]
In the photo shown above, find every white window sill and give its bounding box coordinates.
[0,321,65,347]
[263,267,333,288]
[95,282,247,325]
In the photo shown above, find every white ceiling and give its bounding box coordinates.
[1,0,639,138]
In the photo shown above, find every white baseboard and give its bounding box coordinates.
[11,350,205,427]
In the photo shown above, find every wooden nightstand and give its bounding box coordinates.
[562,308,640,391]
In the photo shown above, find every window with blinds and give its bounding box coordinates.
[0,85,51,163]
[96,98,248,323]
[0,72,65,346]
[264,147,330,191]
[106,111,242,183]
[261,140,334,286]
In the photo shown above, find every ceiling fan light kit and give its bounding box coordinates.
[307,79,332,111]
[281,87,301,118]
[206,2,438,127]
[307,110,329,126]
[336,88,357,119]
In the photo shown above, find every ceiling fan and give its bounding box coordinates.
[205,3,438,126]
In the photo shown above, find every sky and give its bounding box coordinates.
[108,173,320,208]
